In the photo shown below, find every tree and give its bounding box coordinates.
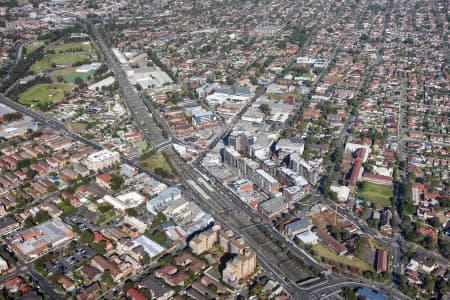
[140,254,150,265]
[101,270,114,287]
[250,282,262,296]
[154,167,169,178]
[110,174,124,192]
[331,148,343,163]
[152,212,167,228]
[74,77,85,88]
[428,217,441,228]
[259,104,271,116]
[225,76,235,85]
[47,184,57,193]
[123,279,134,292]
[26,169,37,179]
[92,241,106,255]
[126,208,138,217]
[79,230,94,244]
[208,283,218,293]
[34,210,50,224]
[341,287,357,300]
[24,217,35,228]
[423,275,435,292]
[1,112,22,122]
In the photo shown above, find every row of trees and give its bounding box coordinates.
[0,112,22,122]
[0,46,45,92]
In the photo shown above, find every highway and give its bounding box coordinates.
[85,21,169,147]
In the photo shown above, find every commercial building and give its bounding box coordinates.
[275,139,304,154]
[296,230,319,246]
[101,192,146,211]
[259,196,289,218]
[315,229,347,256]
[192,109,215,126]
[10,219,75,260]
[228,132,255,153]
[88,76,116,90]
[146,187,182,214]
[283,184,311,202]
[289,153,321,185]
[133,235,166,258]
[85,149,120,172]
[284,218,313,238]
[330,185,351,202]
[254,169,280,195]
[223,147,241,169]
[275,167,308,187]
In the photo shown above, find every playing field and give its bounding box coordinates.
[18,83,74,105]
[30,53,91,72]
[357,182,393,206]
[50,53,90,66]
[64,70,95,83]
[51,67,77,77]
[50,41,92,53]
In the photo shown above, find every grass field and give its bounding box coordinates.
[25,41,45,54]
[69,122,87,133]
[50,41,92,53]
[312,243,373,272]
[30,53,90,72]
[141,152,173,174]
[358,182,393,206]
[64,70,95,83]
[18,83,74,105]
[50,53,90,66]
[51,67,77,77]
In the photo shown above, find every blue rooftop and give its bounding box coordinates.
[356,288,387,300]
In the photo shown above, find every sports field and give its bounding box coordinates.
[64,70,95,83]
[18,83,74,105]
[50,41,92,53]
[30,53,91,72]
[357,182,393,206]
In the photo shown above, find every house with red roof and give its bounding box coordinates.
[94,231,114,252]
[127,288,147,300]
[96,173,113,190]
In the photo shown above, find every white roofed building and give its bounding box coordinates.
[85,149,120,172]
